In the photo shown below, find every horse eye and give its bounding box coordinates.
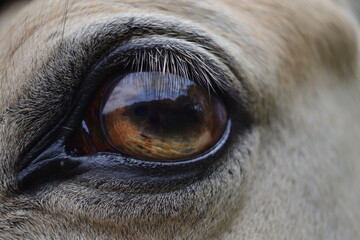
[70,71,228,161]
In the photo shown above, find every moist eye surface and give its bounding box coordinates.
[70,71,228,161]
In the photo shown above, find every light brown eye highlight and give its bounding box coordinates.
[70,71,228,162]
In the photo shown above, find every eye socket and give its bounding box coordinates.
[17,39,245,191]
[70,71,228,161]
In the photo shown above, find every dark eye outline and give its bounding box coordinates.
[16,37,251,193]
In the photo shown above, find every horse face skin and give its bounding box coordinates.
[0,0,360,239]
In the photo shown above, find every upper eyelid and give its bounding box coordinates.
[53,16,248,89]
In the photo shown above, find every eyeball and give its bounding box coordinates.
[70,72,228,162]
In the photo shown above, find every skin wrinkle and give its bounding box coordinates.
[0,0,360,239]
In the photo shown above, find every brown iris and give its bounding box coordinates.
[70,72,228,161]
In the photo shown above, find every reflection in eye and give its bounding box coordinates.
[70,72,228,161]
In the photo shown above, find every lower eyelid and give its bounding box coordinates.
[16,119,234,192]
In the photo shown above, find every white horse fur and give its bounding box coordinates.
[0,0,360,239]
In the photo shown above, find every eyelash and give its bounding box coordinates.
[95,47,229,93]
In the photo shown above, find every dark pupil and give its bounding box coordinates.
[127,98,201,136]
[134,105,148,117]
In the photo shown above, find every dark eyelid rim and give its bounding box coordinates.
[16,41,247,192]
